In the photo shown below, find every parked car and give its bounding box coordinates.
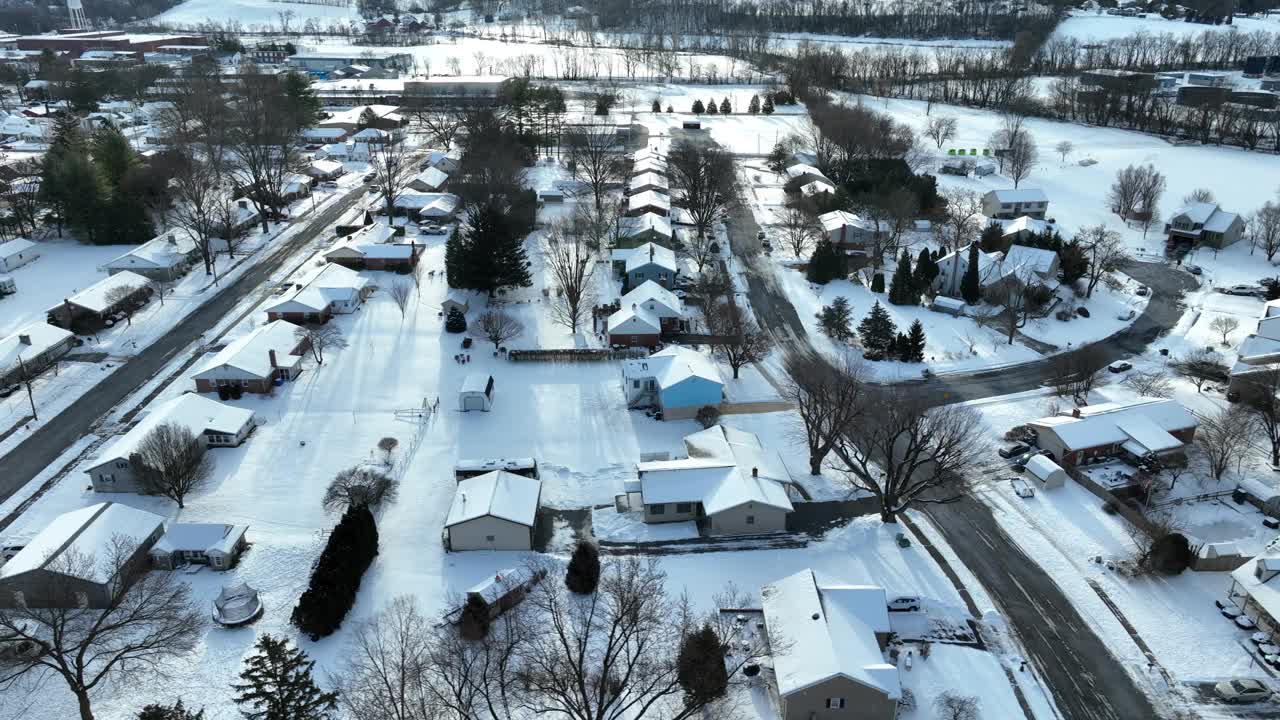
[756,230,766,240]
[1225,284,1261,296]
[887,596,921,612]
[1218,599,1243,619]
[1135,285,1149,296]
[1185,264,1203,275]
[1108,361,1133,373]
[0,384,21,398]
[998,443,1030,459]
[420,225,448,235]
[1117,309,1136,321]
[363,172,377,183]
[0,545,23,563]
[1010,478,1035,498]
[1214,679,1272,704]
[319,181,339,189]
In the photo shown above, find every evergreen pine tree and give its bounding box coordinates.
[762,94,775,115]
[979,222,1004,253]
[857,301,897,360]
[445,227,468,288]
[651,98,661,112]
[816,296,855,342]
[719,98,731,114]
[886,333,900,360]
[893,332,910,361]
[677,624,730,707]
[452,203,532,296]
[459,593,491,640]
[961,243,982,304]
[765,142,789,173]
[748,95,761,115]
[231,635,337,720]
[565,539,601,594]
[706,99,717,115]
[905,319,927,362]
[692,99,705,114]
[870,272,885,293]
[666,105,674,113]
[913,247,937,294]
[888,251,914,305]
[445,307,467,333]
[283,71,322,129]
[138,700,204,720]
[806,239,844,284]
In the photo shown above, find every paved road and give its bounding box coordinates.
[922,493,1159,720]
[0,188,367,504]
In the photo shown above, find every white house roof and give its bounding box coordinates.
[1023,453,1064,482]
[263,262,367,315]
[628,172,669,192]
[1002,216,1052,237]
[608,303,661,335]
[53,270,150,314]
[1175,202,1218,225]
[325,223,420,261]
[461,372,492,395]
[0,237,36,258]
[91,394,255,469]
[627,190,671,213]
[302,127,347,140]
[0,502,165,584]
[762,569,899,700]
[1030,398,1196,452]
[785,163,827,181]
[444,470,541,528]
[393,190,459,213]
[193,320,303,380]
[632,157,667,175]
[1233,551,1280,626]
[1002,244,1058,276]
[632,147,666,163]
[467,566,538,605]
[410,166,449,188]
[351,127,389,141]
[308,159,344,175]
[103,232,196,271]
[1204,208,1239,233]
[620,280,682,318]
[987,188,1048,204]
[619,212,672,240]
[152,523,247,556]
[801,180,835,196]
[1,323,72,375]
[624,242,676,273]
[623,345,722,390]
[819,210,871,233]
[636,425,793,515]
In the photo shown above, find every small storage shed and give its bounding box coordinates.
[1024,454,1067,489]
[442,289,473,316]
[459,373,495,412]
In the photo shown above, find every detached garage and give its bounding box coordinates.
[459,373,494,412]
[1024,454,1067,489]
[443,470,541,551]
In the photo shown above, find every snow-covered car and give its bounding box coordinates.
[887,596,921,612]
[1252,631,1274,645]
[1225,284,1261,296]
[362,172,377,183]
[1135,285,1149,296]
[319,181,339,189]
[1009,478,1035,498]
[1108,361,1133,373]
[1259,643,1280,656]
[0,384,20,398]
[1117,309,1135,321]
[1185,265,1203,275]
[998,443,1030,459]
[419,225,449,235]
[1214,678,1272,704]
[1218,601,1243,620]
[1236,614,1258,629]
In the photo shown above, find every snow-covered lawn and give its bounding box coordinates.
[155,0,358,28]
[0,239,133,338]
[1053,10,1280,42]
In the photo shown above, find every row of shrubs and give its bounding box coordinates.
[290,506,379,640]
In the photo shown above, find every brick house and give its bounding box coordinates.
[1028,399,1198,467]
[191,320,309,394]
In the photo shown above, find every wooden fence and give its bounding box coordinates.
[509,348,647,362]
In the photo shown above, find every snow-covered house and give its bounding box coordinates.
[1228,549,1280,636]
[1000,215,1054,245]
[302,127,349,144]
[102,232,199,281]
[192,320,308,394]
[1001,244,1061,285]
[1165,202,1244,249]
[622,242,678,290]
[46,271,152,330]
[628,171,669,196]
[315,141,370,162]
[617,212,673,249]
[785,163,830,187]
[760,569,900,720]
[307,159,345,180]
[218,198,262,239]
[149,523,249,570]
[0,238,38,272]
[982,188,1049,220]
[1229,300,1280,398]
[621,346,723,419]
[324,222,422,271]
[442,288,479,316]
[631,156,668,177]
[407,166,449,192]
[264,263,368,323]
[626,190,671,217]
[392,190,460,222]
[279,173,313,202]
[1027,398,1198,467]
[633,425,794,534]
[801,179,836,198]
[932,244,1008,299]
[0,503,165,609]
[608,281,686,347]
[0,323,75,387]
[85,393,259,494]
[818,211,878,252]
[443,470,541,551]
[351,127,391,144]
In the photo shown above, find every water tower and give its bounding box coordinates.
[67,0,88,30]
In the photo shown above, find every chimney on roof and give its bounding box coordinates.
[1072,407,1081,418]
[268,349,278,368]
[18,333,30,345]
[752,467,758,477]
[649,244,655,261]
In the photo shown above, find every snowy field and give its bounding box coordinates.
[0,240,137,338]
[1053,11,1280,42]
[155,0,358,28]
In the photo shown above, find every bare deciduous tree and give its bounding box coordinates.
[938,187,983,252]
[136,421,214,509]
[168,155,230,279]
[1183,188,1215,205]
[784,351,869,475]
[377,437,398,465]
[1250,201,1280,262]
[1046,346,1109,402]
[1077,224,1130,298]
[1209,316,1239,345]
[321,465,399,512]
[1244,368,1280,467]
[705,301,771,379]
[416,108,464,149]
[475,310,524,350]
[924,116,957,149]
[104,285,142,326]
[1054,140,1074,162]
[667,141,736,242]
[542,223,596,334]
[779,207,819,257]
[1003,130,1038,188]
[369,136,414,219]
[829,388,989,522]
[565,120,625,210]
[1172,348,1227,393]
[0,540,205,720]
[333,595,433,720]
[389,280,413,319]
[935,691,981,720]
[1196,405,1252,482]
[295,323,347,365]
[1123,369,1173,398]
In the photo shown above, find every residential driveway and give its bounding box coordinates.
[0,188,368,510]
[922,492,1159,720]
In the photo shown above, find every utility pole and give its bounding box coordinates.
[17,354,36,421]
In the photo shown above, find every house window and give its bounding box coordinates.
[633,380,640,389]
[746,515,755,525]
[636,272,645,279]
[676,503,692,514]
[649,503,666,515]
[630,336,639,344]
[486,535,496,542]
[825,698,846,709]
[115,461,128,469]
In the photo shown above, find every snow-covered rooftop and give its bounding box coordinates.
[624,242,676,273]
[761,568,899,700]
[410,166,449,189]
[53,270,150,314]
[636,425,792,515]
[1030,398,1197,452]
[626,190,671,214]
[819,210,871,233]
[91,393,256,468]
[444,470,541,528]
[0,502,164,584]
[628,172,669,192]
[1232,551,1280,625]
[785,163,827,180]
[622,345,721,391]
[152,523,247,556]
[0,237,36,258]
[608,302,661,335]
[0,323,72,375]
[1002,244,1058,276]
[192,319,303,380]
[620,280,682,317]
[263,262,367,315]
[619,212,672,240]
[1001,216,1052,237]
[987,188,1048,204]
[103,232,196,271]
